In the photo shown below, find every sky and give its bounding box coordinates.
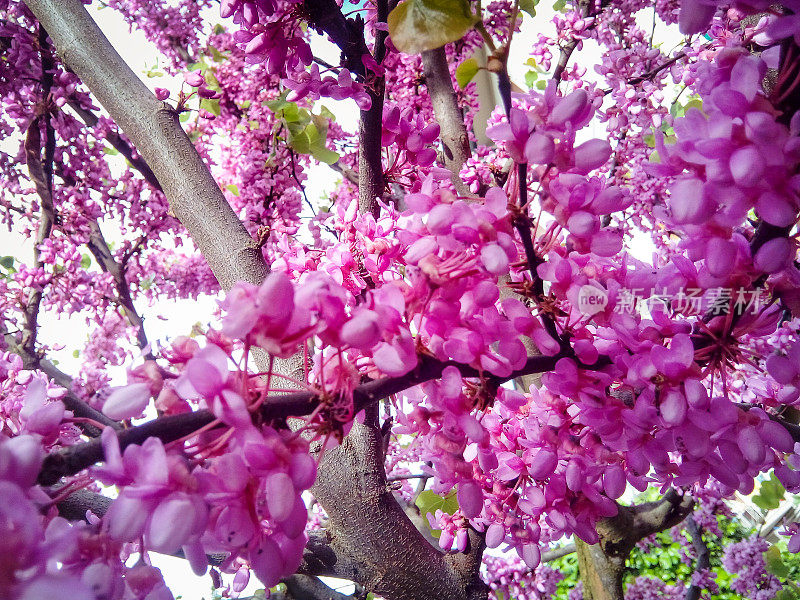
[0,2,685,597]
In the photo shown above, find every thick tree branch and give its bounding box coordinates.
[308,405,488,600]
[576,489,694,600]
[56,487,111,521]
[357,84,385,217]
[24,0,269,291]
[421,47,472,195]
[356,0,387,216]
[283,574,356,600]
[628,488,694,539]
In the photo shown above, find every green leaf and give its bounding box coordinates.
[754,472,786,511]
[311,146,340,164]
[179,111,191,123]
[415,489,459,521]
[552,0,566,11]
[102,146,119,156]
[766,545,791,578]
[288,122,340,164]
[535,79,547,90]
[72,349,80,358]
[80,254,91,269]
[685,98,703,112]
[204,71,222,92]
[208,45,227,63]
[519,0,539,16]
[0,256,14,270]
[525,70,538,89]
[387,0,478,54]
[200,98,221,117]
[266,97,290,112]
[226,184,240,196]
[318,105,336,121]
[455,57,479,88]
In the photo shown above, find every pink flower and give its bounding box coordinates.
[183,69,204,87]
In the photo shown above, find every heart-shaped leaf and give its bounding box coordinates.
[388,0,478,54]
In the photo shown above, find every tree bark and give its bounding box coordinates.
[306,406,487,600]
[576,490,694,600]
[421,46,472,195]
[576,539,626,600]
[24,0,269,291]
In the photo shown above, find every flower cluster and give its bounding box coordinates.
[650,50,800,279]
[486,86,631,254]
[219,0,311,76]
[283,64,372,111]
[483,555,564,600]
[721,535,784,599]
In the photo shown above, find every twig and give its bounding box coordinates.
[1,322,121,435]
[37,352,575,485]
[387,473,432,481]
[67,98,162,191]
[21,24,57,355]
[542,542,577,562]
[329,160,359,186]
[685,516,710,600]
[86,220,152,356]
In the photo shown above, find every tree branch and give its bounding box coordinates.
[35,350,583,486]
[302,0,373,80]
[2,330,120,435]
[542,542,576,562]
[283,574,357,600]
[307,405,488,600]
[55,487,111,521]
[85,220,152,356]
[330,161,359,186]
[24,0,269,291]
[67,97,162,191]
[421,47,472,195]
[576,489,694,600]
[21,24,57,356]
[302,0,385,215]
[552,0,597,84]
[628,488,695,539]
[685,516,710,600]
[387,473,431,481]
[357,84,385,217]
